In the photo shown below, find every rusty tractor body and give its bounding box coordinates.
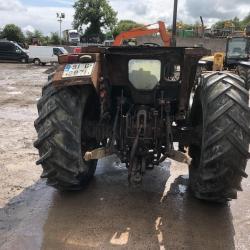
[34,45,250,202]
[54,46,206,181]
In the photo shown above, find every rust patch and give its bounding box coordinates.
[52,53,102,90]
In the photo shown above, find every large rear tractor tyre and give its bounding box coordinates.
[189,72,250,202]
[237,64,250,90]
[34,82,100,190]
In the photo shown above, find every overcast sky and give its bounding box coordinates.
[0,0,249,35]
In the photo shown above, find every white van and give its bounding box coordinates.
[27,46,68,65]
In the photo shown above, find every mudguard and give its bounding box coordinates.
[51,53,101,91]
[238,61,250,67]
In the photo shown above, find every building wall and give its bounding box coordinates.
[136,36,227,53]
[176,37,227,53]
[64,36,227,54]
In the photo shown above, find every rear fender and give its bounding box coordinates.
[238,61,250,67]
[51,53,101,92]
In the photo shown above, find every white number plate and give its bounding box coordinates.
[62,63,94,78]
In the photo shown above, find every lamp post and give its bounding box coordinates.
[172,0,178,46]
[57,12,65,45]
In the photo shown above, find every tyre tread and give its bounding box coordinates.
[34,83,97,190]
[190,72,250,202]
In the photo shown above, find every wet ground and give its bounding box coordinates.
[0,63,250,250]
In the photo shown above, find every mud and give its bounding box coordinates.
[0,64,47,208]
[0,63,249,250]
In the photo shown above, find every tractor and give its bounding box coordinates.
[34,44,250,202]
[200,25,250,89]
[34,1,250,202]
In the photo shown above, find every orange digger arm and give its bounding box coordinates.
[113,21,171,47]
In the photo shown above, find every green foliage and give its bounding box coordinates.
[212,13,250,30]
[49,32,60,45]
[232,17,241,30]
[112,20,142,38]
[212,20,225,29]
[25,29,46,45]
[33,30,43,40]
[176,21,197,30]
[73,0,117,38]
[25,31,34,43]
[25,30,60,45]
[104,30,114,40]
[241,13,250,27]
[1,24,25,43]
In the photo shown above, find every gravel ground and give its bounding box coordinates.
[0,63,249,250]
[0,63,46,208]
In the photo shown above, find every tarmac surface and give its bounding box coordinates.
[0,63,249,250]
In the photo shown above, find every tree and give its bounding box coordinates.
[33,30,44,40]
[176,21,196,30]
[241,12,250,27]
[232,17,241,30]
[104,30,114,40]
[212,20,225,30]
[25,30,34,44]
[25,29,46,45]
[212,15,250,31]
[1,24,25,43]
[49,32,60,45]
[73,0,117,38]
[112,20,142,38]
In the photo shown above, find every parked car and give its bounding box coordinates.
[27,46,68,65]
[0,40,29,63]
